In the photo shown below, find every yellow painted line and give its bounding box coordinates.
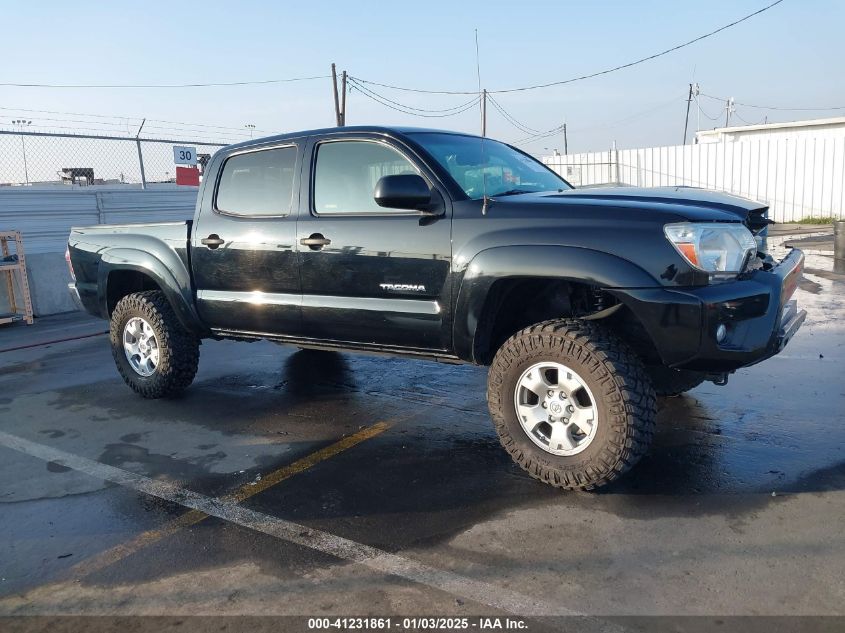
[226,421,391,502]
[67,421,392,579]
[68,508,208,578]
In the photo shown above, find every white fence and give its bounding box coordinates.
[543,137,845,223]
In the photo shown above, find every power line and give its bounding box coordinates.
[350,0,785,95]
[0,75,331,89]
[1,119,251,142]
[0,121,230,140]
[581,95,686,133]
[700,92,845,111]
[346,78,480,113]
[0,114,252,140]
[486,95,543,135]
[732,110,767,126]
[1,114,130,129]
[509,95,684,147]
[0,105,267,134]
[0,105,137,121]
[695,95,723,121]
[511,124,568,146]
[348,79,481,118]
[0,112,252,142]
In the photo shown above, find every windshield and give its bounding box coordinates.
[409,132,571,199]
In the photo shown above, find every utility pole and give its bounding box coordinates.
[725,97,735,128]
[245,123,256,138]
[481,89,487,137]
[340,70,347,126]
[683,83,693,145]
[683,83,701,144]
[563,123,568,155]
[331,63,342,127]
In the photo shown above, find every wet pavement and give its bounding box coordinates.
[0,230,843,623]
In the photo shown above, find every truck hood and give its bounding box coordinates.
[503,186,770,231]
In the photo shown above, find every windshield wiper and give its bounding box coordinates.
[492,189,539,197]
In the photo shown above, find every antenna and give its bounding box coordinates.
[475,29,489,215]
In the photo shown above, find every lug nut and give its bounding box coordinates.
[541,402,547,409]
[567,405,574,413]
[547,390,554,397]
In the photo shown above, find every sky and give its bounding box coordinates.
[1,0,844,156]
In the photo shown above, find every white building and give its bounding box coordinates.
[695,116,845,144]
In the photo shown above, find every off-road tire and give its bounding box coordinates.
[645,365,707,397]
[110,290,200,398]
[487,319,656,490]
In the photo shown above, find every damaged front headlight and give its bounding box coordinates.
[664,222,757,280]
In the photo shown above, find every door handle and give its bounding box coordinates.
[201,234,225,249]
[300,234,331,250]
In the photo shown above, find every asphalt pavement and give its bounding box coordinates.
[0,229,843,631]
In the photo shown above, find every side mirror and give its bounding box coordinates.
[374,174,432,210]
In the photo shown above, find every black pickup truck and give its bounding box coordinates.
[67,126,806,490]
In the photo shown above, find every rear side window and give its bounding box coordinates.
[215,146,297,216]
[313,140,419,214]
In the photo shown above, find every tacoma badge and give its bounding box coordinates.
[380,283,426,292]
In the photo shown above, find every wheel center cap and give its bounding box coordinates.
[549,401,562,415]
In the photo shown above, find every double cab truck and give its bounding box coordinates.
[67,126,806,490]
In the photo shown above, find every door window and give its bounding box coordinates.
[215,146,297,216]
[314,140,420,214]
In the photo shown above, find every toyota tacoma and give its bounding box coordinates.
[67,126,806,490]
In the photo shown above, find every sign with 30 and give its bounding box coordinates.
[173,146,197,166]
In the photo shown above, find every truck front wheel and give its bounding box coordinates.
[487,319,656,490]
[110,290,200,398]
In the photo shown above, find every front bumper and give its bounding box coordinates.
[614,249,807,372]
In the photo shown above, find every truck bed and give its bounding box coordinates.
[68,220,194,322]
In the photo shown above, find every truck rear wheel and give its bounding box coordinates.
[110,290,200,399]
[645,365,707,396]
[487,319,656,490]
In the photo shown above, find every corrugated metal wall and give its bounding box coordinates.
[0,187,198,253]
[544,136,845,223]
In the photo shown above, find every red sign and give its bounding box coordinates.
[176,166,200,186]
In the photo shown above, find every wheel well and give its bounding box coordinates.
[106,270,162,315]
[473,278,662,366]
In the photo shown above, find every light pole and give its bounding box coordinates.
[12,119,31,185]
[245,123,256,139]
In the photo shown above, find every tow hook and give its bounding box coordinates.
[710,372,730,386]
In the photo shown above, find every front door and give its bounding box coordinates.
[297,136,452,351]
[192,142,303,335]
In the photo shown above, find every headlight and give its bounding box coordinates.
[664,222,756,276]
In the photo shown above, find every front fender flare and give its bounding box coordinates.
[97,247,205,335]
[452,245,659,362]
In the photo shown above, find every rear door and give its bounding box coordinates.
[296,134,452,351]
[192,141,303,335]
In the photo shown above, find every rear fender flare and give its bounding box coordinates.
[452,245,658,362]
[97,247,205,335]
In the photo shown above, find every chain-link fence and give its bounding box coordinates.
[0,131,228,188]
